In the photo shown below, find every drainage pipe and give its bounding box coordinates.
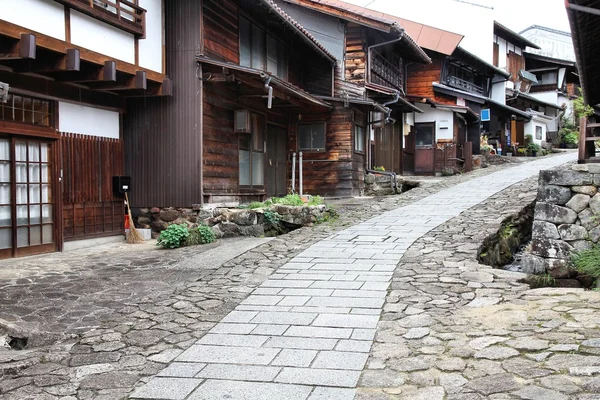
[366,168,398,193]
[299,152,303,196]
[263,76,273,109]
[291,152,296,194]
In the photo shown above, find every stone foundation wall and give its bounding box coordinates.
[364,174,420,196]
[134,205,330,239]
[523,164,600,278]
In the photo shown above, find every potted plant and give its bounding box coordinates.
[526,142,542,157]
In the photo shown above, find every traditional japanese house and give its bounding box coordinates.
[273,0,434,185]
[124,0,341,207]
[406,44,531,173]
[0,0,170,258]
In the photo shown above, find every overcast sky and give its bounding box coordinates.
[344,0,571,34]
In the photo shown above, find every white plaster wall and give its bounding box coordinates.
[496,37,508,69]
[525,119,547,146]
[491,81,507,104]
[530,91,558,105]
[70,10,135,64]
[2,0,65,40]
[59,102,120,139]
[138,0,163,72]
[414,104,454,142]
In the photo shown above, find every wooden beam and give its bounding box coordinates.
[14,48,80,73]
[53,60,116,83]
[0,21,165,83]
[0,33,36,60]
[87,70,147,91]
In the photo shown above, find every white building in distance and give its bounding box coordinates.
[520,25,575,62]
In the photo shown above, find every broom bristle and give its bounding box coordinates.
[125,192,145,244]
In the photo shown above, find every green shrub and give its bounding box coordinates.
[526,142,542,155]
[273,194,304,206]
[572,245,600,280]
[186,225,216,246]
[529,274,556,288]
[157,224,190,249]
[263,209,281,225]
[308,195,324,206]
[248,201,265,209]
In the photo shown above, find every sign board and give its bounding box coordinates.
[480,109,490,121]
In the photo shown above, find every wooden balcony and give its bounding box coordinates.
[369,51,404,93]
[54,0,146,37]
[447,75,484,96]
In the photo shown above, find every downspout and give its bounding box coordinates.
[197,62,205,207]
[263,76,273,109]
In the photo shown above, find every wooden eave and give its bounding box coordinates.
[0,22,171,97]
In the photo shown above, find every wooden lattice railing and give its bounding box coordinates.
[55,0,146,37]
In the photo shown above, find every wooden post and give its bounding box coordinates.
[579,116,587,163]
[464,141,473,172]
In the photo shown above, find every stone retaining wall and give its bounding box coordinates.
[522,164,600,278]
[134,205,330,239]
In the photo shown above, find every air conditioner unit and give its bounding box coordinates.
[234,110,251,133]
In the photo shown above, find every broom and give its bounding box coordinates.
[125,192,145,244]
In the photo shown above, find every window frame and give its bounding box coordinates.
[297,122,326,152]
[239,112,266,189]
[239,15,288,79]
[354,123,365,154]
[535,125,543,140]
[415,122,436,148]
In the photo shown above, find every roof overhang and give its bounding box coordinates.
[365,83,424,113]
[566,0,600,106]
[316,96,389,113]
[494,21,541,49]
[196,56,332,110]
[0,21,171,98]
[281,0,431,64]
[506,89,562,110]
[410,97,478,121]
[451,46,511,78]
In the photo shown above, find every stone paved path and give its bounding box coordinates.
[130,152,578,399]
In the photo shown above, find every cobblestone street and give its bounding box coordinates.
[4,151,600,400]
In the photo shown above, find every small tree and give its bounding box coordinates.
[573,88,594,123]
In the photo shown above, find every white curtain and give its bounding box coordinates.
[0,140,10,249]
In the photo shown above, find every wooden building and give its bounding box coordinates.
[0,0,171,258]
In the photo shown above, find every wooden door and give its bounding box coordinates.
[266,125,287,197]
[403,126,415,174]
[414,122,436,175]
[0,137,57,258]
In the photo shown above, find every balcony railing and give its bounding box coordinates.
[447,75,484,96]
[55,0,146,37]
[369,51,404,92]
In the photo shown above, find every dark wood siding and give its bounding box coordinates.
[407,56,443,98]
[124,0,203,208]
[61,133,124,240]
[203,0,239,62]
[507,50,525,83]
[345,23,367,87]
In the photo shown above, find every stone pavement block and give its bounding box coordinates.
[196,364,281,382]
[335,340,373,353]
[220,311,258,323]
[311,263,374,271]
[279,288,335,297]
[261,280,314,288]
[198,334,268,348]
[241,295,283,306]
[187,380,312,400]
[312,314,380,329]
[290,306,353,314]
[360,282,390,291]
[209,323,257,335]
[332,289,387,298]
[175,345,280,365]
[265,336,338,350]
[277,296,311,306]
[251,324,289,336]
[252,288,283,295]
[312,350,369,370]
[283,274,335,280]
[157,363,206,378]
[308,387,356,400]
[275,367,361,387]
[310,281,363,289]
[271,349,318,367]
[237,305,292,313]
[284,326,353,339]
[349,308,381,315]
[251,311,317,325]
[355,274,392,282]
[351,329,377,341]
[305,296,385,309]
[130,377,203,400]
[279,263,314,270]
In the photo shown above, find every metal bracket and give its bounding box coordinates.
[0,81,8,103]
